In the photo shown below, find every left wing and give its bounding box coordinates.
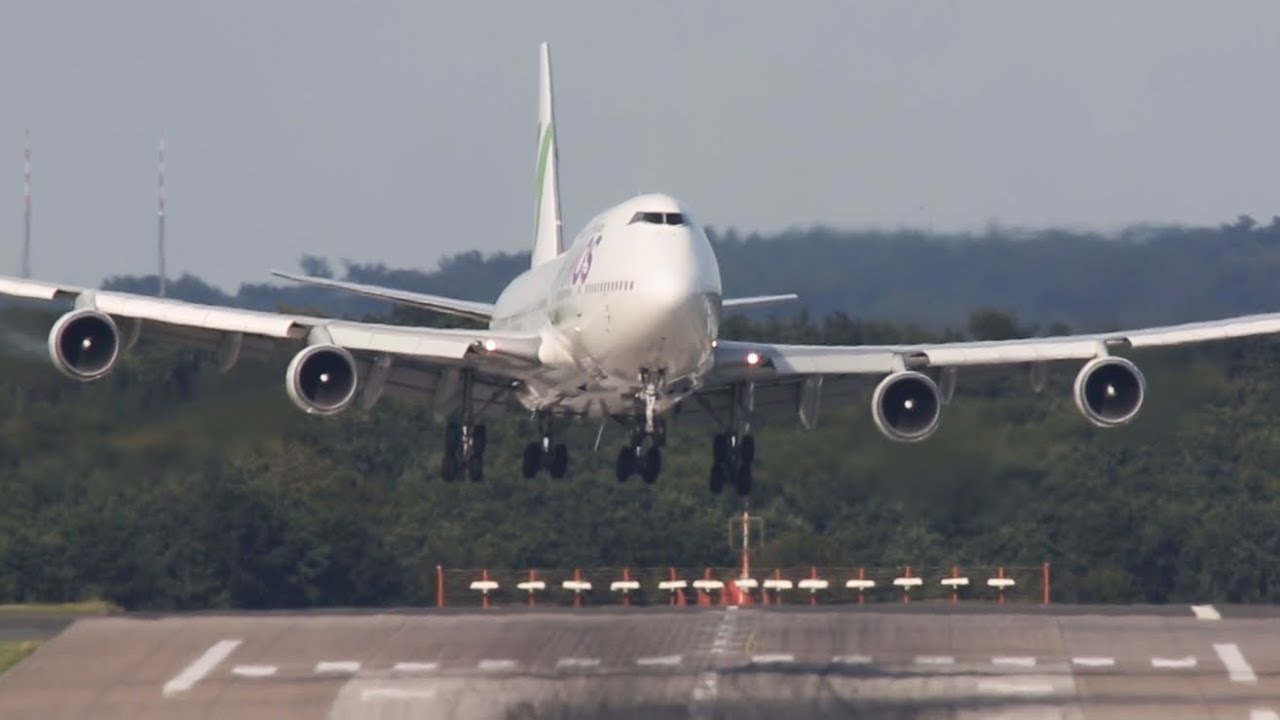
[694,312,1280,434]
[0,276,540,417]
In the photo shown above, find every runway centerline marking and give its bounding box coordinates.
[162,639,242,697]
[1191,604,1222,620]
[392,662,439,673]
[915,655,955,665]
[636,654,682,667]
[477,659,518,671]
[1071,657,1116,667]
[362,688,437,702]
[1151,657,1197,669]
[230,665,277,678]
[556,657,601,669]
[978,678,1056,695]
[751,653,795,664]
[992,656,1037,667]
[1213,643,1257,684]
[315,661,361,674]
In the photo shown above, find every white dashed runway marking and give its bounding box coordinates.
[391,662,439,673]
[162,639,242,697]
[315,661,360,674]
[832,654,873,665]
[230,665,277,678]
[1150,657,1197,669]
[556,657,601,669]
[477,659,518,672]
[636,654,682,667]
[1190,604,1221,620]
[1071,657,1116,668]
[977,678,1056,696]
[991,656,1036,667]
[361,688,437,702]
[1250,710,1279,720]
[914,655,955,666]
[750,653,795,664]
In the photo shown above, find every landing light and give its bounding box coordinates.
[746,351,761,366]
[483,339,498,352]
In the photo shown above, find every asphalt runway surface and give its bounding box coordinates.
[0,604,1277,719]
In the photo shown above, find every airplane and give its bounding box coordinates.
[9,42,1280,495]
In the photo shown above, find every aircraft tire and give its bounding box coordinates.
[615,446,635,482]
[641,447,661,484]
[467,451,484,483]
[522,442,542,479]
[549,443,569,479]
[734,462,752,497]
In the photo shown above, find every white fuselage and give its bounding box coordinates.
[490,193,722,417]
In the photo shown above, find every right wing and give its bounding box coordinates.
[270,270,494,323]
[0,276,537,417]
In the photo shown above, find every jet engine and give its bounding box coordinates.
[47,309,121,381]
[285,344,359,415]
[1073,356,1145,427]
[871,371,942,442]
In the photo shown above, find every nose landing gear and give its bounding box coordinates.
[615,421,665,484]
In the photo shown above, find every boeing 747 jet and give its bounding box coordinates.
[9,44,1280,494]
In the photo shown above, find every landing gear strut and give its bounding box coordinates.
[522,414,570,479]
[709,382,755,496]
[441,369,486,482]
[616,370,666,484]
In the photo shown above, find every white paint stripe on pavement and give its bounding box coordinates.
[362,688,438,702]
[992,656,1037,667]
[230,665,277,678]
[978,679,1056,695]
[833,654,872,665]
[636,655,683,667]
[751,653,795,664]
[1213,643,1258,684]
[915,655,955,665]
[556,657,601,669]
[315,661,361,674]
[162,639,242,696]
[392,662,439,673]
[1249,710,1279,720]
[477,659,518,671]
[1151,657,1197,669]
[1071,657,1116,667]
[1191,604,1222,620]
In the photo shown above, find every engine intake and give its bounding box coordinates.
[285,344,359,415]
[871,371,942,442]
[1073,356,1145,427]
[48,309,121,381]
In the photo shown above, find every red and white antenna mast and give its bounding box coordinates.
[157,132,167,297]
[22,129,31,278]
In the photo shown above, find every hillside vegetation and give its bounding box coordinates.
[0,217,1276,609]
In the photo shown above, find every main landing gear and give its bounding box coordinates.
[709,432,754,496]
[522,415,570,479]
[441,422,486,483]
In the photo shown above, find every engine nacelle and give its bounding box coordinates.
[47,309,121,381]
[871,371,942,442]
[285,344,359,415]
[1073,356,1145,427]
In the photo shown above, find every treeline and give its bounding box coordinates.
[104,214,1280,329]
[0,299,1278,609]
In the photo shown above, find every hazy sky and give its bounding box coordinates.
[2,1,1278,289]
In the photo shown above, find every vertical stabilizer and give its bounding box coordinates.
[531,42,562,267]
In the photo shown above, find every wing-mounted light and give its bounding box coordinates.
[469,334,544,366]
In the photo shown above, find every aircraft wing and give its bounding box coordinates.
[270,270,495,322]
[721,294,798,312]
[692,312,1280,427]
[0,276,540,415]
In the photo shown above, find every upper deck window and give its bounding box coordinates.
[628,211,687,226]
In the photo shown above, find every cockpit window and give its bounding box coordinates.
[628,211,687,226]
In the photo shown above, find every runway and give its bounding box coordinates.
[0,604,1276,719]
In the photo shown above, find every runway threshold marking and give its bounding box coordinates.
[992,656,1037,667]
[162,639,242,697]
[315,661,361,674]
[1071,657,1116,667]
[230,665,277,678]
[636,655,682,667]
[1191,604,1222,620]
[1151,657,1197,669]
[1213,643,1258,684]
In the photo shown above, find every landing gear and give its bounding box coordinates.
[709,432,754,496]
[522,415,571,479]
[442,422,486,482]
[615,416,665,484]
